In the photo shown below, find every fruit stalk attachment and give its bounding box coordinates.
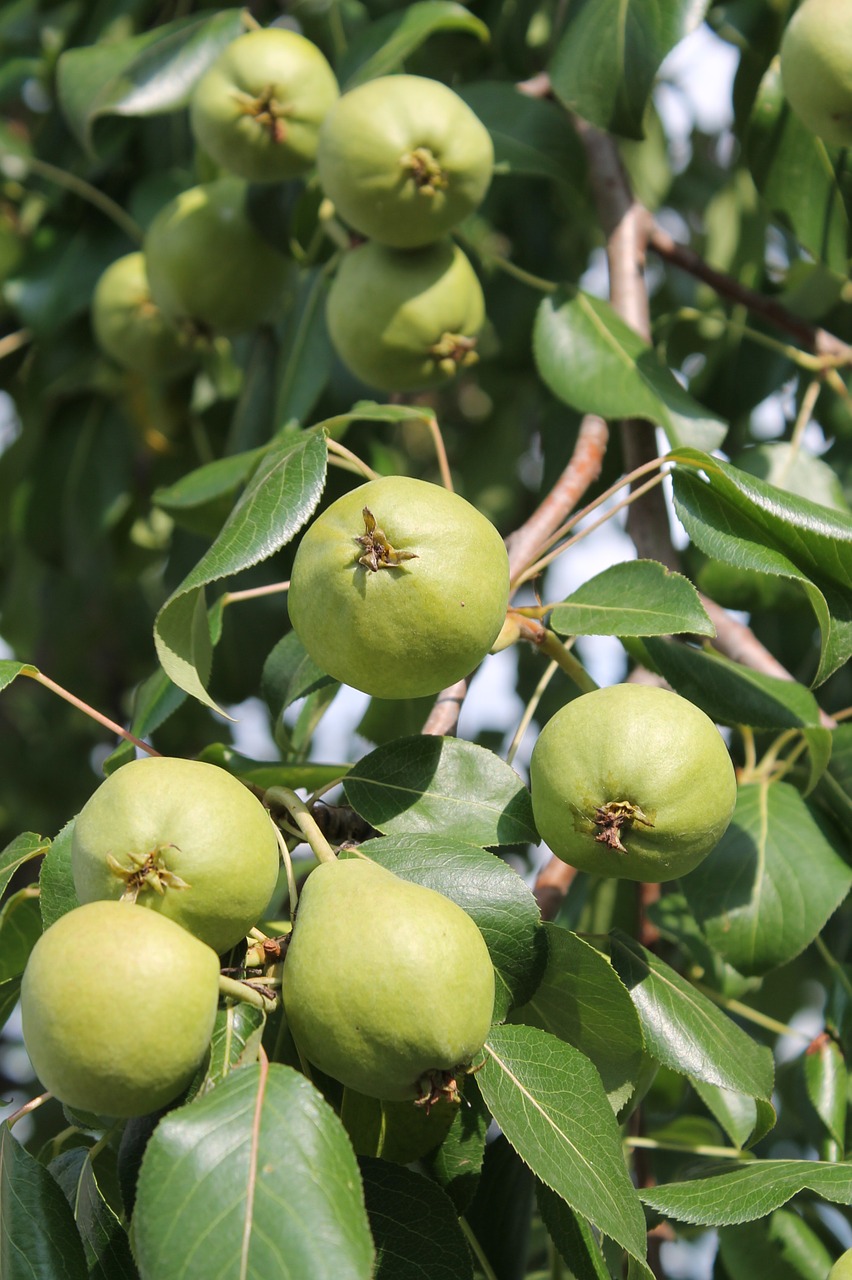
[265,786,338,865]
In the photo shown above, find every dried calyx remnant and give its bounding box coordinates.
[355,507,419,572]
[235,85,291,143]
[107,845,190,900]
[401,146,448,195]
[593,800,655,853]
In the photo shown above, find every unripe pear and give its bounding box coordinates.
[21,900,220,1117]
[830,1248,852,1279]
[287,475,510,699]
[780,0,852,146]
[282,858,495,1102]
[144,177,294,335]
[326,238,485,392]
[91,252,198,379]
[72,756,280,954]
[317,74,493,248]
[530,685,737,883]
[189,28,339,182]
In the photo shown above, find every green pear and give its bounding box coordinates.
[530,684,737,883]
[21,900,220,1117]
[282,858,495,1102]
[830,1250,852,1280]
[780,0,852,146]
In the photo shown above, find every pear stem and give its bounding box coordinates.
[264,787,338,864]
[218,974,278,1012]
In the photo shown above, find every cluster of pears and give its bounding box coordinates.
[288,474,511,699]
[89,24,494,395]
[21,756,280,1117]
[318,74,494,391]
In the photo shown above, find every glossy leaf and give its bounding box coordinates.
[39,818,78,930]
[50,1147,137,1280]
[339,1,489,88]
[459,82,587,185]
[803,1033,847,1151]
[0,888,41,981]
[548,0,710,139]
[354,833,544,1021]
[682,782,851,976]
[152,448,264,518]
[536,1186,612,1280]
[261,631,334,724]
[0,830,48,898]
[196,744,347,792]
[341,1086,458,1166]
[343,735,537,847]
[133,1062,374,1280]
[746,58,849,271]
[56,10,244,154]
[0,659,36,693]
[690,1079,775,1152]
[509,925,644,1112]
[154,431,327,712]
[550,559,714,638]
[0,1125,88,1280]
[717,1211,835,1280]
[641,1160,852,1226]
[670,450,852,684]
[478,1023,648,1261]
[534,291,727,450]
[199,1004,266,1095]
[275,268,334,428]
[609,931,774,1100]
[359,1158,473,1280]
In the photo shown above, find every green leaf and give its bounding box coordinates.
[198,1004,266,1095]
[261,631,335,725]
[717,1211,835,1280]
[50,1147,137,1280]
[56,10,244,155]
[478,1023,648,1261]
[803,1034,847,1150]
[39,818,79,930]
[0,976,22,1036]
[641,1160,852,1226]
[359,1158,474,1280]
[195,744,348,792]
[343,736,537,847]
[420,1076,490,1213]
[0,659,37,693]
[509,925,644,1113]
[534,292,727,450]
[535,1186,612,1280]
[746,58,849,271]
[102,670,187,776]
[154,431,327,712]
[0,888,41,981]
[634,637,827,729]
[152,448,265,519]
[548,0,710,140]
[682,782,852,977]
[550,560,714,638]
[341,1086,458,1165]
[670,450,852,685]
[609,931,774,1100]
[0,1125,88,1280]
[690,1079,766,1152]
[275,268,335,429]
[339,1,490,88]
[0,830,48,899]
[133,1063,374,1280]
[353,834,545,1021]
[458,82,587,185]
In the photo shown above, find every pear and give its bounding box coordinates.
[780,0,852,146]
[282,858,495,1103]
[21,900,220,1117]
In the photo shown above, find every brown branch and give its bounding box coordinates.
[648,221,852,362]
